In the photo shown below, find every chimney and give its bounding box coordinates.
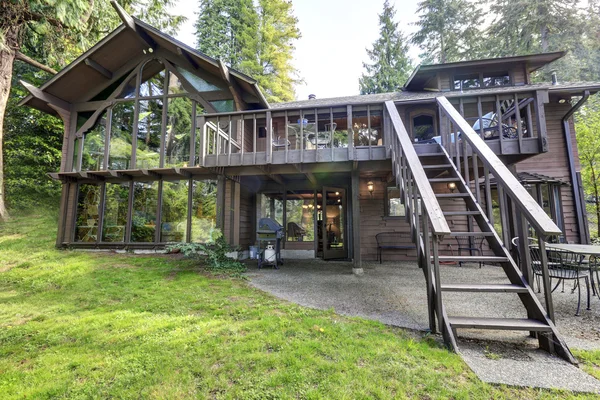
[551,71,558,85]
[308,94,316,100]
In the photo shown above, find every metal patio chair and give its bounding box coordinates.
[529,245,591,316]
[454,235,485,268]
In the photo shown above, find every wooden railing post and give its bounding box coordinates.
[266,111,273,164]
[537,238,555,323]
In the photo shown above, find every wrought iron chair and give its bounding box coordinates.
[511,236,540,289]
[529,245,591,316]
[454,235,485,268]
[587,255,600,298]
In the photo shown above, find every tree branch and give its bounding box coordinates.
[15,51,57,75]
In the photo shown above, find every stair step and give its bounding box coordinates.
[422,164,453,169]
[449,232,494,237]
[436,193,470,198]
[447,317,552,332]
[418,153,445,157]
[441,284,528,293]
[433,256,509,263]
[429,177,460,183]
[443,211,480,216]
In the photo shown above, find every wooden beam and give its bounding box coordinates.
[176,47,199,70]
[218,59,246,111]
[20,80,72,112]
[351,169,362,274]
[84,58,112,79]
[110,0,156,49]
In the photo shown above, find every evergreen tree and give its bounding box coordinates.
[195,0,300,103]
[359,0,412,94]
[483,0,580,57]
[0,1,183,219]
[411,0,483,64]
[194,0,258,68]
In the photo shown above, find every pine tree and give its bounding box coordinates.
[411,0,483,64]
[483,0,580,57]
[194,0,258,69]
[195,0,300,103]
[359,0,412,94]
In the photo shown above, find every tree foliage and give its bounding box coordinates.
[195,0,300,103]
[0,1,183,217]
[359,0,412,94]
[411,0,483,64]
[576,96,600,238]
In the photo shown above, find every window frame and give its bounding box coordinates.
[384,185,406,219]
[452,71,512,91]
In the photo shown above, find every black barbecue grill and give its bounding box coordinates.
[256,218,284,268]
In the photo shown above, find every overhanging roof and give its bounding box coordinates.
[404,52,567,91]
[19,17,269,116]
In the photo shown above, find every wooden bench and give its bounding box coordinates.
[376,232,416,263]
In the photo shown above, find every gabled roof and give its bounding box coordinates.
[19,16,269,116]
[404,51,566,91]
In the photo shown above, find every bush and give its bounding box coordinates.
[167,230,246,276]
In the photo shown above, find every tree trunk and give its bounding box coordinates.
[0,26,20,221]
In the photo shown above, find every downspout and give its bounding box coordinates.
[562,90,590,243]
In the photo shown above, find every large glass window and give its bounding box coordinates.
[260,193,284,225]
[82,112,107,171]
[136,99,162,169]
[139,59,165,97]
[286,191,315,242]
[75,184,101,242]
[164,97,193,167]
[386,186,405,217]
[161,180,189,242]
[102,183,129,242]
[131,182,158,242]
[109,102,134,169]
[191,180,218,242]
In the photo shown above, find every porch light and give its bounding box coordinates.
[367,181,374,196]
[558,98,567,104]
[337,199,341,203]
[447,182,457,193]
[335,191,340,196]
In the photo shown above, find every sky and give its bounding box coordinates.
[170,0,422,101]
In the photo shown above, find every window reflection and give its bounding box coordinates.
[131,182,158,242]
[102,183,129,242]
[136,99,162,169]
[109,102,134,170]
[191,180,218,242]
[165,97,192,167]
[82,112,107,171]
[161,180,189,242]
[75,184,101,242]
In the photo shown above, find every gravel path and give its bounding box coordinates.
[246,259,600,393]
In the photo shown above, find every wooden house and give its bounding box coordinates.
[20,7,600,363]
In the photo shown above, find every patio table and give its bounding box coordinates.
[545,243,600,296]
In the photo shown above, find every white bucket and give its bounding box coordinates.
[264,245,277,263]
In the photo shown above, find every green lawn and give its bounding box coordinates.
[0,212,597,399]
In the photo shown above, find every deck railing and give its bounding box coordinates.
[383,100,452,340]
[196,104,386,167]
[437,95,562,322]
[438,91,547,155]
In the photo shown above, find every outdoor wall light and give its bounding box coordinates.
[558,98,567,104]
[367,181,374,196]
[447,182,457,192]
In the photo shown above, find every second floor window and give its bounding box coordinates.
[453,71,510,91]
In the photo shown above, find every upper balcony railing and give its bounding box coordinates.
[197,104,387,167]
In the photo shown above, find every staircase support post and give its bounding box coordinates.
[351,169,363,275]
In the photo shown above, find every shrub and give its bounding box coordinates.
[167,230,246,276]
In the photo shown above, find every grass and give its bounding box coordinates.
[0,211,597,399]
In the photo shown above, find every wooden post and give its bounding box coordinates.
[197,115,205,167]
[351,169,363,275]
[216,175,226,232]
[190,101,197,166]
[515,93,523,152]
[422,213,436,333]
[538,238,555,323]
[347,105,354,160]
[266,111,273,163]
[496,95,505,154]
[186,178,193,242]
[534,90,549,152]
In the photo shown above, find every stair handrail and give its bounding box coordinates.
[436,96,561,237]
[384,101,451,237]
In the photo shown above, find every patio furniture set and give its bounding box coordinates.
[512,237,600,316]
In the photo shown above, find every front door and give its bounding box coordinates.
[322,186,347,259]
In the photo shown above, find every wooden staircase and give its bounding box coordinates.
[418,148,568,349]
[383,99,576,364]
